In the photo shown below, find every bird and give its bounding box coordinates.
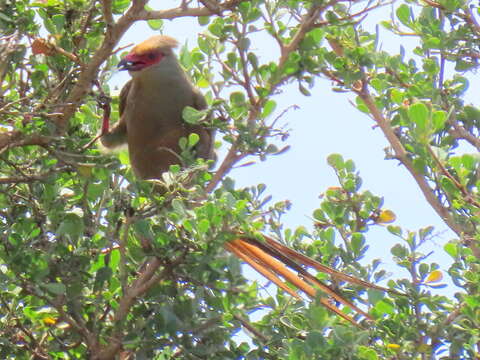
[100,35,214,179]
[100,35,395,327]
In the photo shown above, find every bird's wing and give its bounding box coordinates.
[119,79,132,117]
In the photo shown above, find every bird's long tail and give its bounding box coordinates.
[224,235,395,327]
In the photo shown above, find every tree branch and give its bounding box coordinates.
[136,0,245,20]
[97,252,186,359]
[356,88,464,237]
[101,0,114,26]
[205,143,244,192]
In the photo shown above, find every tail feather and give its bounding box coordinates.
[224,241,301,299]
[227,239,363,326]
[224,236,395,326]
[263,235,396,294]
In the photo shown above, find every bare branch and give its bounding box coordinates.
[447,119,480,152]
[136,0,245,20]
[278,4,323,69]
[101,0,114,26]
[0,131,50,154]
[427,145,480,209]
[233,314,269,343]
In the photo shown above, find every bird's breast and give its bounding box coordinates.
[124,77,193,134]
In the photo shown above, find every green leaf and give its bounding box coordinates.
[94,267,113,292]
[113,0,131,13]
[313,209,327,222]
[133,219,154,240]
[237,37,250,51]
[208,18,225,37]
[391,244,408,258]
[408,103,429,132]
[43,282,66,296]
[396,4,411,25]
[367,289,384,304]
[247,8,262,23]
[440,176,459,195]
[169,164,181,173]
[424,37,441,49]
[178,137,187,150]
[327,153,344,170]
[444,242,458,258]
[57,213,84,240]
[432,110,446,131]
[374,299,394,315]
[462,154,476,171]
[43,17,56,35]
[358,345,379,360]
[118,150,130,165]
[197,219,210,234]
[390,89,404,104]
[196,77,209,88]
[299,83,312,96]
[412,158,427,175]
[351,232,365,254]
[188,133,200,147]
[387,225,402,237]
[230,91,246,105]
[0,12,13,23]
[52,14,65,33]
[355,96,369,113]
[261,99,276,119]
[171,199,186,216]
[198,16,210,26]
[147,19,163,30]
[183,106,207,124]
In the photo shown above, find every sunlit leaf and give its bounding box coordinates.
[42,316,58,326]
[424,270,443,283]
[387,344,401,351]
[376,210,396,224]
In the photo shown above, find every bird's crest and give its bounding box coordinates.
[131,35,179,55]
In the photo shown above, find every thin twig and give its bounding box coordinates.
[233,314,269,343]
[205,144,244,192]
[119,217,131,293]
[427,145,480,208]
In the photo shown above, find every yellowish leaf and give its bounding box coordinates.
[424,270,443,283]
[387,343,400,350]
[376,210,396,224]
[42,316,57,326]
[77,164,93,178]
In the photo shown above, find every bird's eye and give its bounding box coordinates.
[147,53,156,60]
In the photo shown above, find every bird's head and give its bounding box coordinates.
[118,35,179,72]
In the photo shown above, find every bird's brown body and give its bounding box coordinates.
[100,35,396,327]
[101,36,214,179]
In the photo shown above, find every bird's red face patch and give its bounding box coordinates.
[118,51,164,72]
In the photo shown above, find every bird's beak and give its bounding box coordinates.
[117,58,132,71]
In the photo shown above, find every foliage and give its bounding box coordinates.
[1,0,479,358]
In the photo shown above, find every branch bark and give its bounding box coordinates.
[356,87,480,259]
